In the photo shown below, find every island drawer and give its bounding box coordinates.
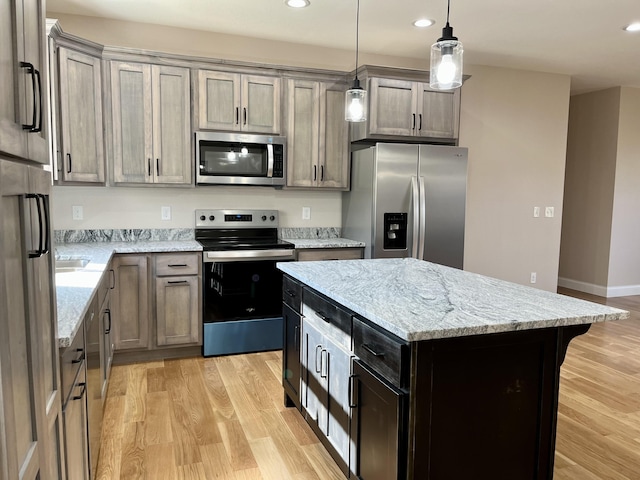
[283,275,302,312]
[302,288,351,349]
[155,253,199,276]
[353,316,408,388]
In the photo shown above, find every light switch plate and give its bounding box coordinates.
[161,206,171,221]
[545,207,554,218]
[72,205,83,221]
[302,207,311,220]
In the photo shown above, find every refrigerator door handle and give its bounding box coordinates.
[418,176,427,260]
[411,176,420,259]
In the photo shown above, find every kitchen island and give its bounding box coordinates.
[277,258,628,480]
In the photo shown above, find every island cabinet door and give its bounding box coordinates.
[282,303,301,408]
[301,319,327,426]
[350,360,406,480]
[325,340,353,468]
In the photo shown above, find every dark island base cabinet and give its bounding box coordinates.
[283,303,301,410]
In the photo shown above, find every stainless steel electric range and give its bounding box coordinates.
[195,209,295,356]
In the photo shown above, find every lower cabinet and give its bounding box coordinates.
[349,360,406,480]
[63,362,89,480]
[111,252,202,354]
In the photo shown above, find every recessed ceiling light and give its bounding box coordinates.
[623,22,640,32]
[285,0,310,8]
[413,19,435,28]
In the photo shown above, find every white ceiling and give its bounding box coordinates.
[47,0,640,94]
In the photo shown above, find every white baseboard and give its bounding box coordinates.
[558,277,640,298]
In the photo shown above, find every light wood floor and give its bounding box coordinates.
[97,290,640,479]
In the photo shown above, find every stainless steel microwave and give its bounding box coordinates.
[196,132,286,186]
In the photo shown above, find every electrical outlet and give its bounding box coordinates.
[533,206,540,218]
[530,272,537,284]
[545,206,554,218]
[302,206,311,220]
[72,205,83,221]
[161,206,171,221]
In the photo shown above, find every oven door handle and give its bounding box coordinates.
[266,144,274,178]
[204,249,295,262]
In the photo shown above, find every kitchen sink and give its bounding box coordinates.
[55,258,90,273]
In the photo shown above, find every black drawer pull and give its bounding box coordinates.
[362,343,385,358]
[285,289,296,298]
[168,280,188,285]
[315,310,330,323]
[71,348,84,364]
[73,382,86,400]
[167,263,188,267]
[348,373,357,408]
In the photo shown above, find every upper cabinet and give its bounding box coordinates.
[0,0,49,164]
[285,79,349,189]
[56,47,105,183]
[197,70,281,134]
[110,61,191,185]
[350,66,461,144]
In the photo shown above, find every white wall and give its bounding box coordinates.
[49,14,574,292]
[52,186,341,229]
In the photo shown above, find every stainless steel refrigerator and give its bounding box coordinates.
[342,143,468,269]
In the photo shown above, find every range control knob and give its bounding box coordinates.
[270,215,276,221]
[209,215,215,221]
[199,215,206,221]
[261,215,267,221]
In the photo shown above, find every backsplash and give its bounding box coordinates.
[54,227,342,244]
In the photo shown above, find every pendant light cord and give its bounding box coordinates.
[446,0,451,26]
[355,0,360,76]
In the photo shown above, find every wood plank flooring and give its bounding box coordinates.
[97,290,640,479]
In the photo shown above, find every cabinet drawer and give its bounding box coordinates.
[60,315,88,404]
[98,265,113,309]
[155,253,199,276]
[302,288,351,350]
[296,248,364,262]
[353,316,408,388]
[283,275,302,312]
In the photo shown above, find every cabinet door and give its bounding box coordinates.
[112,255,149,350]
[368,77,417,136]
[319,82,349,189]
[350,360,405,480]
[325,340,353,467]
[111,61,153,184]
[242,74,281,133]
[198,70,241,131]
[302,319,327,425]
[101,291,114,399]
[22,0,49,164]
[58,48,104,183]
[155,275,200,346]
[63,369,89,480]
[417,84,459,139]
[283,303,301,406]
[151,65,191,184]
[286,79,319,187]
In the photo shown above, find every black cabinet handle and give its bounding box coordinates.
[34,68,42,133]
[38,195,50,255]
[20,62,37,131]
[412,113,416,130]
[315,345,322,373]
[110,268,115,289]
[73,382,87,400]
[418,113,422,131]
[348,374,357,408]
[26,194,44,258]
[243,107,247,125]
[66,153,72,173]
[313,165,317,182]
[362,343,385,358]
[320,349,328,378]
[315,310,330,323]
[294,325,300,352]
[168,280,188,285]
[104,308,111,334]
[71,348,85,364]
[156,158,160,176]
[167,263,188,268]
[235,107,239,125]
[284,289,296,298]
[320,165,324,182]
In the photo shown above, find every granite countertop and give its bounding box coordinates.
[277,258,629,342]
[284,238,365,249]
[55,240,202,348]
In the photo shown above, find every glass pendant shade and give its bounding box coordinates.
[345,80,367,122]
[430,39,463,90]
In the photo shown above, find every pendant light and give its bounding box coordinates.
[345,0,367,122]
[430,0,463,90]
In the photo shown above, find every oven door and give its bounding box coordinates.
[202,250,295,356]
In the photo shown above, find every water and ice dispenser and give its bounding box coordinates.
[383,213,407,250]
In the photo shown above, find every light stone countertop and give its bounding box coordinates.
[284,238,365,249]
[55,241,202,348]
[277,258,629,342]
